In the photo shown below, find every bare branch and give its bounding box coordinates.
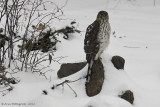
[55,78,83,97]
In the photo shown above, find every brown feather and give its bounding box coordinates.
[84,20,100,62]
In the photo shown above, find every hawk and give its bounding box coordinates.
[84,11,111,82]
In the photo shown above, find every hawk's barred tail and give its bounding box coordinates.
[86,57,94,83]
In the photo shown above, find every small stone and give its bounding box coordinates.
[51,85,55,90]
[120,90,134,104]
[111,56,125,70]
[42,90,48,95]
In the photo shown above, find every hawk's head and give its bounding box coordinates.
[96,11,109,21]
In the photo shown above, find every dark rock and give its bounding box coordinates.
[42,90,48,95]
[10,79,16,84]
[120,90,134,104]
[111,56,125,70]
[85,59,105,97]
[57,62,87,78]
[51,85,55,90]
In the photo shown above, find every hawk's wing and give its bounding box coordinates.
[84,20,100,62]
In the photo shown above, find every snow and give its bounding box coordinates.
[85,96,133,107]
[1,0,160,107]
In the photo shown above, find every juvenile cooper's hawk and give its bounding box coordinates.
[84,11,111,82]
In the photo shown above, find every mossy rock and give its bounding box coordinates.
[57,62,87,78]
[85,59,105,97]
[120,90,134,104]
[111,56,125,70]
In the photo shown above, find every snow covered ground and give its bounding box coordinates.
[1,0,160,107]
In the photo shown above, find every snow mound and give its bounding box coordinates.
[85,96,133,107]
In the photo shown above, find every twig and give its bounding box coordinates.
[65,82,77,97]
[0,74,16,84]
[123,46,141,48]
[53,56,68,64]
[0,86,13,96]
[32,67,53,79]
[56,78,82,87]
[55,78,82,97]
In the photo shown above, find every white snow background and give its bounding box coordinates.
[0,0,160,107]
